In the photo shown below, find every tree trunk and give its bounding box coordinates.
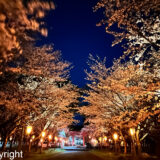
[18,127,24,151]
[124,140,127,154]
[2,135,8,151]
[40,142,43,154]
[10,140,13,150]
[120,130,127,154]
[131,141,136,156]
[117,143,121,153]
[35,140,39,152]
[114,141,117,153]
[136,130,141,155]
[29,141,31,152]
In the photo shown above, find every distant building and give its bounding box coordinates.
[57,128,88,148]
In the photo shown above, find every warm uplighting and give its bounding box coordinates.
[54,136,58,141]
[65,140,68,144]
[48,134,52,140]
[91,138,98,147]
[98,137,102,142]
[40,138,43,143]
[103,136,107,141]
[121,141,124,147]
[59,137,62,142]
[113,133,118,141]
[32,135,35,139]
[41,131,46,138]
[26,126,32,135]
[130,128,135,136]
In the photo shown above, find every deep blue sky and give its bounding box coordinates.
[43,0,123,87]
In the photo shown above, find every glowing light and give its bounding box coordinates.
[103,136,107,141]
[32,135,35,139]
[130,128,135,136]
[54,136,58,141]
[65,140,68,144]
[48,135,52,140]
[121,141,124,146]
[10,137,13,141]
[113,133,118,141]
[41,131,46,138]
[26,126,32,135]
[30,139,33,142]
[98,137,102,142]
[40,138,43,143]
[91,138,98,147]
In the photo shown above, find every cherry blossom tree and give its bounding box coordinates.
[0,0,54,73]
[0,44,79,150]
[95,0,160,55]
[80,54,160,153]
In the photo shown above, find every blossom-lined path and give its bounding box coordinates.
[24,149,159,160]
[48,151,104,160]
[24,150,104,160]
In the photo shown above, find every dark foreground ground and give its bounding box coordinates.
[23,149,159,160]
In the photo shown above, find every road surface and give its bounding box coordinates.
[47,151,104,160]
[24,150,159,160]
[24,150,104,160]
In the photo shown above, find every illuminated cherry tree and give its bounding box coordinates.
[0,44,79,150]
[95,0,160,55]
[80,54,160,153]
[0,0,54,73]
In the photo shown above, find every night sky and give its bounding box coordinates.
[42,0,123,87]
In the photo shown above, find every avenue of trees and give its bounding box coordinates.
[0,0,79,151]
[80,0,160,155]
[0,0,159,156]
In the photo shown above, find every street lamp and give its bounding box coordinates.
[91,138,98,147]
[98,137,102,149]
[41,131,46,138]
[113,133,118,152]
[26,126,33,152]
[48,135,52,148]
[48,135,52,141]
[32,135,35,140]
[113,133,118,141]
[40,138,43,143]
[26,126,32,135]
[103,136,107,141]
[129,128,136,155]
[130,128,135,136]
[98,137,102,142]
[10,136,13,141]
[54,136,58,141]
